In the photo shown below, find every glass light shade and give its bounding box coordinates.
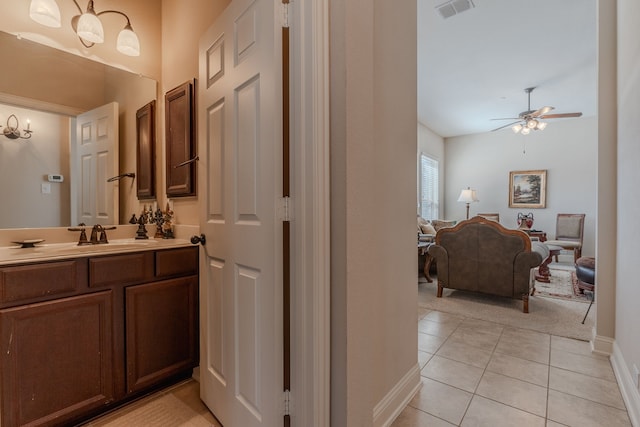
[526,119,538,129]
[521,127,531,135]
[512,124,523,133]
[536,121,547,130]
[117,27,140,56]
[77,12,104,43]
[29,0,61,28]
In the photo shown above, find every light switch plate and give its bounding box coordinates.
[41,183,51,194]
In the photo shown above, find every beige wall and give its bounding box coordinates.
[615,0,640,418]
[159,0,230,226]
[331,0,418,424]
[0,104,70,228]
[444,117,598,256]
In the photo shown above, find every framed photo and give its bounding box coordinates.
[509,170,547,208]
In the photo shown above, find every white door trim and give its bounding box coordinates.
[289,0,330,425]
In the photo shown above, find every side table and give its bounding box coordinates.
[523,229,547,242]
[535,244,563,283]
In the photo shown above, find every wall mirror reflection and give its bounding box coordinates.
[0,30,157,229]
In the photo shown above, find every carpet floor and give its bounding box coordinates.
[418,268,595,341]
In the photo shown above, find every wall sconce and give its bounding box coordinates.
[29,0,140,56]
[457,186,479,220]
[2,114,33,140]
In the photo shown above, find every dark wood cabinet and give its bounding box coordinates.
[0,291,114,427]
[136,100,156,199]
[165,80,197,197]
[125,276,199,393]
[0,246,199,426]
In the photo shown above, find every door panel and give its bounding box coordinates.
[198,0,281,426]
[74,102,118,226]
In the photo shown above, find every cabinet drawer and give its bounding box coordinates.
[0,260,86,304]
[90,252,154,288]
[155,247,198,278]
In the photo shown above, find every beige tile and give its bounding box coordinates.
[550,335,592,356]
[476,371,547,417]
[448,327,500,352]
[545,421,567,427]
[549,367,626,410]
[418,332,447,353]
[486,352,549,387]
[547,389,632,427]
[418,318,459,337]
[423,310,465,324]
[418,350,433,369]
[550,348,616,382]
[458,318,504,336]
[436,338,493,368]
[391,405,456,427]
[461,395,546,427]
[495,336,550,364]
[418,307,431,320]
[421,355,484,393]
[500,327,551,349]
[409,377,473,425]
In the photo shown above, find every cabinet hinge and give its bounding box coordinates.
[278,196,293,222]
[281,2,290,28]
[284,389,291,416]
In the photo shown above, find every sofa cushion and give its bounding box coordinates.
[420,222,437,235]
[431,220,456,231]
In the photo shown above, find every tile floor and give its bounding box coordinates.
[391,308,632,427]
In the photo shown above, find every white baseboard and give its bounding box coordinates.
[373,363,421,427]
[591,328,614,355]
[611,342,640,426]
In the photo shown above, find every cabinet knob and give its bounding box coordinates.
[190,234,206,245]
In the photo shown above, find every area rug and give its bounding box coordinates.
[533,267,590,303]
[93,392,214,427]
[418,275,594,341]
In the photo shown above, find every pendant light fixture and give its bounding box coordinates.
[29,0,140,57]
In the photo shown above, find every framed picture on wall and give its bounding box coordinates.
[509,170,547,208]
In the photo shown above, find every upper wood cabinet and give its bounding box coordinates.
[136,100,156,199]
[165,80,197,197]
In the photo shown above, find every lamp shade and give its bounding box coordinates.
[117,26,140,56]
[77,12,105,43]
[29,0,61,28]
[457,188,478,203]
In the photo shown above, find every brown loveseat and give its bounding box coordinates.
[427,216,546,313]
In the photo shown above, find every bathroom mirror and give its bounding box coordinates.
[0,30,157,229]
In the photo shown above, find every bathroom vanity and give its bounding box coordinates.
[0,239,199,427]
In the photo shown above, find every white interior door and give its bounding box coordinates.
[198,1,282,426]
[73,102,119,226]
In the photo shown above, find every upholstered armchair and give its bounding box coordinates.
[545,214,585,262]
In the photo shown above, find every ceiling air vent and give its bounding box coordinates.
[435,0,475,19]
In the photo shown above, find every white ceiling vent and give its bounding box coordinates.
[435,0,475,19]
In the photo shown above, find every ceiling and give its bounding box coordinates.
[417,0,597,138]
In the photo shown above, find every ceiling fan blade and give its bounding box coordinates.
[490,117,521,121]
[539,112,583,119]
[529,106,554,117]
[491,121,522,132]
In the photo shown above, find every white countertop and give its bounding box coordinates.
[0,224,201,266]
[0,237,197,266]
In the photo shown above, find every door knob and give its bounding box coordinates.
[190,234,206,245]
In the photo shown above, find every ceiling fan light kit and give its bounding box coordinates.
[492,87,582,135]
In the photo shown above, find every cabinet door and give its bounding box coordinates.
[165,80,197,197]
[0,291,114,427]
[125,276,198,393]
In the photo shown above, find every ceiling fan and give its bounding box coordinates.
[491,87,583,134]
